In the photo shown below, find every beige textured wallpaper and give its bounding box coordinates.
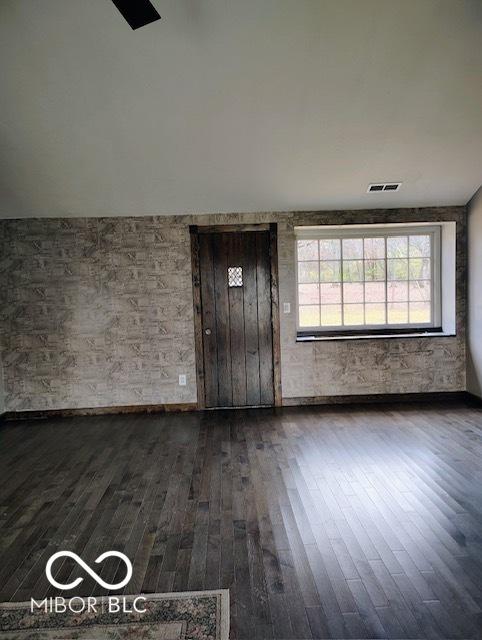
[0,207,466,412]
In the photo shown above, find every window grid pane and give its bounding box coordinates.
[340,236,345,326]
[384,235,388,325]
[297,231,435,330]
[362,248,366,325]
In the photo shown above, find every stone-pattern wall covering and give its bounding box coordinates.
[279,207,467,398]
[0,207,466,411]
[0,217,196,410]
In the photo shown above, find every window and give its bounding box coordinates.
[295,224,442,336]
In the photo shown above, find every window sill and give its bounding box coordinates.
[296,331,455,342]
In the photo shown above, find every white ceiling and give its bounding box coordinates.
[1,0,481,219]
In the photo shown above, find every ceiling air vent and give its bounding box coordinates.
[367,182,402,193]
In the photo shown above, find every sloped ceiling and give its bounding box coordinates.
[1,0,481,218]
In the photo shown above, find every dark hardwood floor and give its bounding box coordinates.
[1,402,482,639]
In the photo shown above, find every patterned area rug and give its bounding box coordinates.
[0,591,229,640]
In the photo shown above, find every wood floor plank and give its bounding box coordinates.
[1,401,482,638]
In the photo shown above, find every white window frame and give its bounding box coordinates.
[295,223,442,335]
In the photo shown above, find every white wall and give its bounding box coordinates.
[467,187,482,398]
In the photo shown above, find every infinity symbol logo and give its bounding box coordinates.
[45,551,133,591]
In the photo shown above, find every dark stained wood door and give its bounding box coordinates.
[198,230,274,408]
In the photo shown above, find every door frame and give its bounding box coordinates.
[189,223,282,409]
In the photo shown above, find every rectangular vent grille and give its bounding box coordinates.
[367,182,402,193]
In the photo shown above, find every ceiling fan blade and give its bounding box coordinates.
[110,0,161,30]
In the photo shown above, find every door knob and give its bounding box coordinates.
[205,328,212,335]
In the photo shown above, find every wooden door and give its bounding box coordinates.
[195,229,276,408]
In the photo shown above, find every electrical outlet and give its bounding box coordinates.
[179,374,187,386]
[283,302,291,314]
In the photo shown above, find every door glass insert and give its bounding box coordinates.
[228,266,243,287]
